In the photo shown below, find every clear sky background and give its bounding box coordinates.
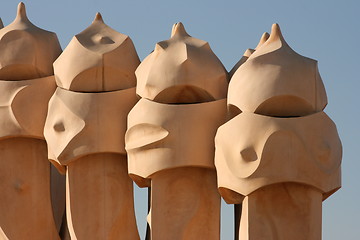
[1,0,358,239]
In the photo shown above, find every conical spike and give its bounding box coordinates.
[244,48,255,57]
[16,2,28,21]
[0,18,3,29]
[255,32,270,49]
[171,22,190,38]
[93,12,104,23]
[268,23,285,42]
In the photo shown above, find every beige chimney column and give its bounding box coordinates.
[126,22,228,240]
[228,32,270,239]
[44,13,140,240]
[0,2,62,239]
[215,24,342,240]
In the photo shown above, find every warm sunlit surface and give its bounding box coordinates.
[1,0,358,239]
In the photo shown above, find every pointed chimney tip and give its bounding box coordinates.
[16,2,27,20]
[255,32,270,50]
[171,22,190,38]
[269,23,284,41]
[93,12,104,23]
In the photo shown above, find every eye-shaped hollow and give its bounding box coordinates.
[254,95,315,117]
[227,104,242,119]
[153,85,215,104]
[125,123,169,151]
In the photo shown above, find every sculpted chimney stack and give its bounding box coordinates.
[0,2,62,239]
[44,13,140,240]
[215,24,342,240]
[126,22,228,240]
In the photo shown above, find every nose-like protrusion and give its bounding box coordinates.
[53,121,65,132]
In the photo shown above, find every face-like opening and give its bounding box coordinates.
[0,64,44,80]
[227,104,242,120]
[66,66,136,92]
[254,95,315,118]
[153,85,215,104]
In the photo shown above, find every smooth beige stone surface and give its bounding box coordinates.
[136,22,228,103]
[0,76,56,140]
[228,48,254,79]
[228,32,269,78]
[240,183,322,240]
[126,98,227,187]
[127,22,226,240]
[228,24,327,117]
[54,13,140,92]
[215,111,342,202]
[0,4,61,237]
[45,13,141,239]
[216,23,342,240]
[44,87,138,172]
[66,154,139,240]
[150,167,220,240]
[0,138,60,240]
[0,3,61,80]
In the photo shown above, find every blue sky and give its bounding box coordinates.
[1,0,359,239]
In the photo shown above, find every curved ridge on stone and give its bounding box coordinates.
[136,22,228,103]
[54,12,140,92]
[228,23,327,117]
[215,112,342,201]
[0,2,62,80]
[255,32,270,50]
[229,31,269,80]
[44,87,138,168]
[0,76,56,140]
